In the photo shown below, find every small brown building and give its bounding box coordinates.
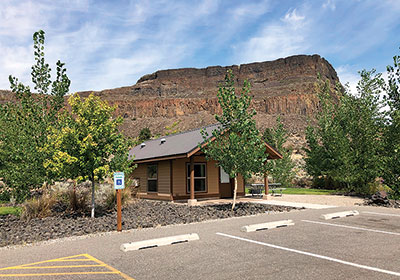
[129,124,281,202]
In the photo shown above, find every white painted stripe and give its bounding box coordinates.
[321,210,359,220]
[120,233,199,252]
[363,211,400,218]
[216,232,400,277]
[302,220,400,236]
[241,220,294,232]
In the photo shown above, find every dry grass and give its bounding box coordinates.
[67,188,89,213]
[20,194,57,221]
[104,187,132,210]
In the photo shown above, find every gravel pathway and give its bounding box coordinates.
[0,200,297,247]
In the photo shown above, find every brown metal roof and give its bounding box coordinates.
[129,123,282,162]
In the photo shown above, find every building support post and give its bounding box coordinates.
[188,156,197,206]
[264,173,268,198]
[264,160,269,198]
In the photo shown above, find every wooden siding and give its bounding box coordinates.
[131,164,147,193]
[131,160,171,194]
[158,160,171,194]
[172,156,219,197]
[132,157,245,200]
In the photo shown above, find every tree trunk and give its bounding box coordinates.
[232,175,238,210]
[91,176,95,218]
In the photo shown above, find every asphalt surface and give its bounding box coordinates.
[1,205,400,279]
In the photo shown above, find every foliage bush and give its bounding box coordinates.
[139,127,152,142]
[0,182,11,202]
[382,50,400,198]
[305,71,385,195]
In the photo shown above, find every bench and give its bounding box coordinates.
[248,183,285,197]
[248,183,264,198]
[269,183,285,197]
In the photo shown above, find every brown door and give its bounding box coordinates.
[219,167,233,198]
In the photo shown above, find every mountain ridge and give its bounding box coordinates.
[0,54,339,144]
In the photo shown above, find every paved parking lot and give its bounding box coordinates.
[1,206,400,279]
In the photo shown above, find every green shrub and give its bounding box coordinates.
[20,194,57,221]
[312,176,343,190]
[0,181,11,202]
[0,190,10,202]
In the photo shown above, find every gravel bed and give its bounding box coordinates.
[0,200,297,247]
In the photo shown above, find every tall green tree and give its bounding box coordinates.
[383,50,400,198]
[263,116,295,187]
[0,30,70,201]
[305,71,385,193]
[201,70,268,209]
[42,94,134,218]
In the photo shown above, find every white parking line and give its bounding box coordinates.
[216,232,400,277]
[363,211,400,217]
[302,220,400,236]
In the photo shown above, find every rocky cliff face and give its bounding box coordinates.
[77,54,339,141]
[0,54,339,146]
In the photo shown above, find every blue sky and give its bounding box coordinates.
[0,0,399,93]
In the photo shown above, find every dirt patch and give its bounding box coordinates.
[264,194,364,207]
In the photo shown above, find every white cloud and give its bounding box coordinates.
[281,9,305,27]
[322,0,336,11]
[336,65,360,94]
[0,44,32,90]
[384,0,400,10]
[0,0,222,92]
[1,0,398,94]
[235,9,309,63]
[0,1,44,39]
[229,0,270,20]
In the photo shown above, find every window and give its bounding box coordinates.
[220,167,230,183]
[187,163,207,192]
[147,164,158,192]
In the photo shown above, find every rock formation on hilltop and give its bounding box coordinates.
[77,54,339,141]
[1,55,340,151]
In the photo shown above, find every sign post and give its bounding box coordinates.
[113,172,125,232]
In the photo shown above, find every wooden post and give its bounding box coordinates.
[190,156,195,200]
[117,189,122,232]
[264,173,269,197]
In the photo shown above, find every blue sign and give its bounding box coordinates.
[114,172,125,189]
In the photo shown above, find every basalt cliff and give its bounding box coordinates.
[1,55,340,154]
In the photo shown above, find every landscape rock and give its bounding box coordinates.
[362,191,400,208]
[0,200,299,247]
